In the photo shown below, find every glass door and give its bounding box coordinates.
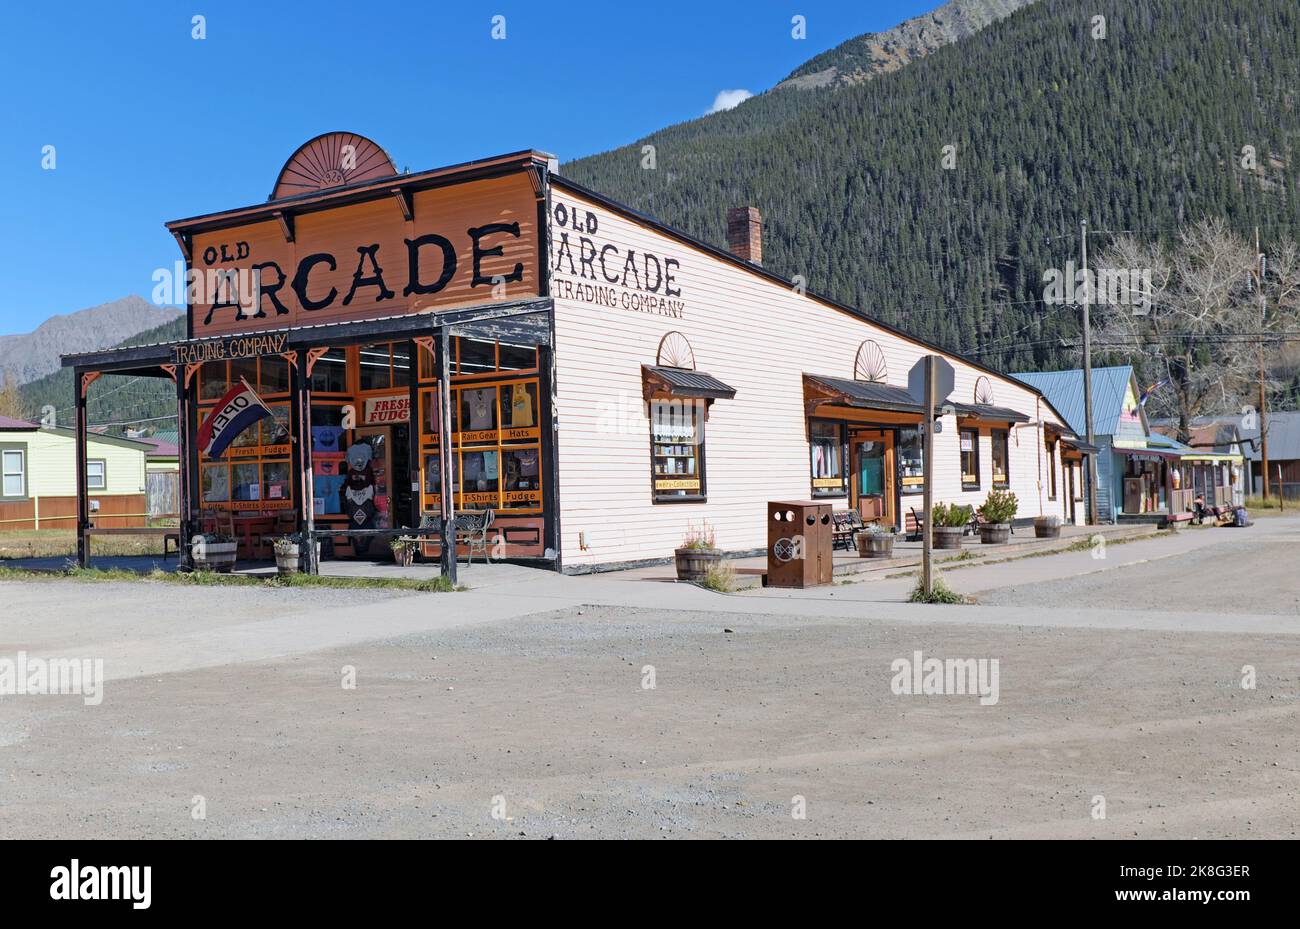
[851,430,895,527]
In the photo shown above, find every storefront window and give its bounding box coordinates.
[418,377,543,515]
[458,339,496,375]
[310,349,348,394]
[651,400,705,501]
[1047,440,1058,499]
[359,343,394,391]
[991,429,1009,488]
[499,342,537,372]
[960,428,980,489]
[809,420,846,497]
[898,426,923,495]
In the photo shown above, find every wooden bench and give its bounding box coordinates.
[85,527,182,559]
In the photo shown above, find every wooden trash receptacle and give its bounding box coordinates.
[766,500,833,588]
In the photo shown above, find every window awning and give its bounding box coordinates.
[803,373,922,413]
[1058,432,1100,454]
[954,403,1030,424]
[642,365,737,401]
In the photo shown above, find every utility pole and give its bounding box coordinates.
[1081,218,1098,525]
[921,355,935,599]
[1255,227,1270,498]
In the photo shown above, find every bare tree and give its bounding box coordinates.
[1092,220,1300,441]
[0,373,26,421]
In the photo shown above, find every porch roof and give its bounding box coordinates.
[59,298,554,374]
[803,374,1031,424]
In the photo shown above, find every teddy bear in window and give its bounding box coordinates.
[341,441,378,550]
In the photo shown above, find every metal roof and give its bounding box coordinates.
[1157,410,1300,462]
[0,415,39,431]
[1011,366,1137,437]
[643,366,737,400]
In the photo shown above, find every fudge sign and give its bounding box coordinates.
[550,198,686,319]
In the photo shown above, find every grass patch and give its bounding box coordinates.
[1244,495,1291,513]
[698,560,737,593]
[907,575,970,604]
[0,528,175,560]
[940,550,981,563]
[0,564,459,593]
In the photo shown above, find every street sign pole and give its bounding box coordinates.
[922,355,935,598]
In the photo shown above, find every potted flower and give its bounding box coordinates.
[191,532,237,572]
[1034,513,1062,539]
[272,535,303,575]
[675,520,722,582]
[977,489,1018,544]
[931,503,972,550]
[857,522,896,558]
[390,536,418,567]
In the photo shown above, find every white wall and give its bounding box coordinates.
[548,185,1069,568]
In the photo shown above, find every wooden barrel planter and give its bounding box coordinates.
[192,538,237,573]
[857,533,895,558]
[675,547,722,582]
[1034,517,1062,539]
[979,523,1011,544]
[933,527,965,550]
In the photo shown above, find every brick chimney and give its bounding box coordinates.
[726,206,762,265]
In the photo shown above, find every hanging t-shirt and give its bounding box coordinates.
[511,383,533,427]
[466,388,495,431]
[484,451,499,481]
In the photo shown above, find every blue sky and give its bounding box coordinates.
[0,0,935,334]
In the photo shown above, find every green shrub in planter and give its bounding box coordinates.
[931,503,971,550]
[977,489,1018,544]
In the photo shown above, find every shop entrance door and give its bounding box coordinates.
[851,429,895,527]
[343,424,412,557]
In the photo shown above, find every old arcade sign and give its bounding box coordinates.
[181,172,540,339]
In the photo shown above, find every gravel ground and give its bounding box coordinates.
[977,532,1300,616]
[4,604,1298,839]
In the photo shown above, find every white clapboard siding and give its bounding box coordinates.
[548,185,1069,567]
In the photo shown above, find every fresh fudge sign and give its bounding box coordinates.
[187,174,539,338]
[549,196,686,319]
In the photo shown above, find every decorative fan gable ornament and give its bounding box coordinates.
[973,376,996,405]
[270,132,398,201]
[853,340,888,383]
[656,331,696,370]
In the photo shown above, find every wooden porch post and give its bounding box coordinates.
[297,349,318,574]
[407,338,421,531]
[74,369,91,569]
[437,328,457,583]
[175,365,192,568]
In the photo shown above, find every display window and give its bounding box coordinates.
[416,370,543,515]
[898,426,924,495]
[991,428,1010,488]
[1047,438,1058,499]
[960,428,980,490]
[651,399,705,502]
[196,360,295,513]
[809,419,846,497]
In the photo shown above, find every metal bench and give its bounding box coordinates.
[453,509,495,565]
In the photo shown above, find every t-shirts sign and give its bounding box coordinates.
[363,395,410,425]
